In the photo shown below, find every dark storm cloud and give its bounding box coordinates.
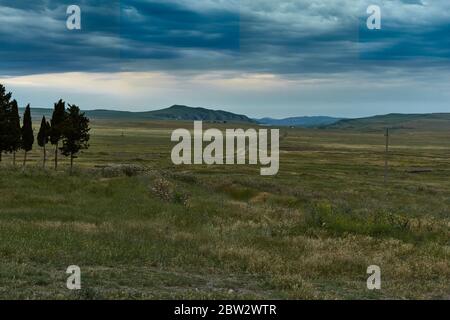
[0,0,121,75]
[0,0,449,76]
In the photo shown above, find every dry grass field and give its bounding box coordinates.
[0,120,449,299]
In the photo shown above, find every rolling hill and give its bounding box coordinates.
[24,105,256,123]
[145,105,255,122]
[326,113,450,131]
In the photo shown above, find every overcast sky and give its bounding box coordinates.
[0,0,449,118]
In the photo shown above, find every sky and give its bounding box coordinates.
[0,0,449,118]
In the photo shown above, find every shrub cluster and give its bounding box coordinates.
[151,177,191,207]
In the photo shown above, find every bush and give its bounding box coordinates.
[99,164,145,178]
[173,191,190,207]
[217,183,258,201]
[169,172,198,184]
[151,177,191,207]
[152,177,173,202]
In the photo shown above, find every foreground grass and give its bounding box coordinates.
[0,122,449,299]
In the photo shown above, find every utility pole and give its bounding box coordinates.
[384,128,389,184]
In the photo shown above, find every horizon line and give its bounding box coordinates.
[19,105,450,121]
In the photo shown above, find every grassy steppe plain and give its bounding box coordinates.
[0,120,449,299]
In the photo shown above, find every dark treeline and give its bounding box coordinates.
[0,84,90,173]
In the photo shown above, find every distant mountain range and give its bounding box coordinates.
[22,105,450,130]
[25,105,255,123]
[257,116,343,127]
[24,105,341,127]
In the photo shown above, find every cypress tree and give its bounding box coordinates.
[21,104,34,167]
[60,104,90,174]
[37,116,51,168]
[50,99,66,170]
[8,100,22,166]
[0,84,13,163]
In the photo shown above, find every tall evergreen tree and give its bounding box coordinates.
[37,116,51,168]
[50,99,66,170]
[60,104,90,174]
[21,104,34,166]
[0,84,13,163]
[8,100,22,166]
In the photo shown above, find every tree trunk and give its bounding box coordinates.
[13,151,16,166]
[54,143,58,170]
[43,145,46,168]
[23,151,27,167]
[0,152,2,163]
[70,154,74,175]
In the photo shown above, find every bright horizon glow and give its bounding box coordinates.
[1,70,450,119]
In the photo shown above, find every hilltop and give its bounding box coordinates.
[145,105,255,122]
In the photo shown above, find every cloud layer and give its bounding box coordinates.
[0,0,449,116]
